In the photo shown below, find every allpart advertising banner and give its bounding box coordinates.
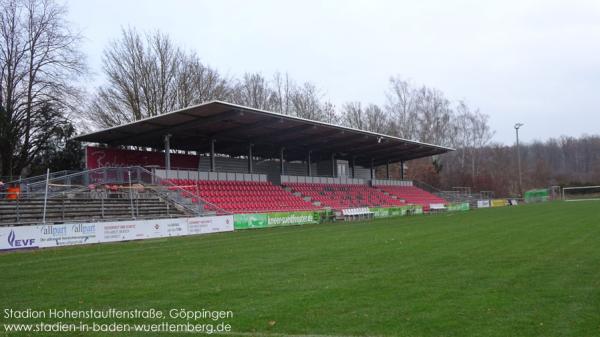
[0,215,234,251]
[477,200,491,208]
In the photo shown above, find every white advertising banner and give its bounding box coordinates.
[477,200,491,208]
[187,215,234,235]
[98,218,187,243]
[0,225,42,250]
[38,223,99,248]
[0,215,234,251]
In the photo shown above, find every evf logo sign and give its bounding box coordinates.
[7,230,37,249]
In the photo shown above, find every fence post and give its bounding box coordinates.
[42,168,50,224]
[195,182,202,214]
[16,192,20,223]
[128,170,134,219]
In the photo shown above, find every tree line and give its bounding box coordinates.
[0,0,598,197]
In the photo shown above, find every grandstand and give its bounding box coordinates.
[1,100,453,227]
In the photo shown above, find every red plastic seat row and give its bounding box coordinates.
[375,186,447,211]
[284,183,406,210]
[166,178,319,213]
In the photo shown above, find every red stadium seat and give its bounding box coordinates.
[164,179,319,214]
[283,183,406,211]
[375,185,447,212]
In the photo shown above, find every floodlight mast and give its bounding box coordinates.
[514,123,524,196]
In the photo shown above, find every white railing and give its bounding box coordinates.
[371,179,413,187]
[281,175,366,185]
[153,168,267,182]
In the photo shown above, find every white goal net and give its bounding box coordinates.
[562,186,600,202]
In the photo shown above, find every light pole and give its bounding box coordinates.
[514,123,524,196]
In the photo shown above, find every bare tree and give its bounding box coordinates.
[385,76,455,145]
[88,28,229,128]
[341,102,388,133]
[413,86,454,145]
[444,101,494,186]
[231,72,273,110]
[290,82,327,120]
[341,101,365,130]
[386,77,418,139]
[0,0,86,177]
[230,71,336,123]
[271,71,293,114]
[175,53,229,108]
[363,104,389,134]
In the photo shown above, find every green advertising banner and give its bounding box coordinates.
[370,207,392,218]
[524,189,549,203]
[267,211,319,227]
[448,202,470,212]
[412,205,424,215]
[389,207,405,217]
[233,213,268,229]
[369,205,424,219]
[234,211,319,230]
[235,205,429,230]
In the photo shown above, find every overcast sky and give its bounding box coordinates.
[66,0,600,145]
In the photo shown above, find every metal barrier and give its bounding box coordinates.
[31,168,214,212]
[412,180,461,202]
[0,189,181,226]
[1,167,231,225]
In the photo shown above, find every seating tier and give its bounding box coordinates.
[165,179,319,213]
[285,183,405,210]
[376,185,447,211]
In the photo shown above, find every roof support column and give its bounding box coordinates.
[306,151,312,177]
[164,134,171,173]
[350,156,356,179]
[401,160,405,180]
[331,153,336,178]
[370,158,374,180]
[386,161,390,180]
[280,147,285,175]
[209,138,216,172]
[197,150,202,174]
[248,143,254,173]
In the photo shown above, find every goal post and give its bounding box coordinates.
[562,186,600,202]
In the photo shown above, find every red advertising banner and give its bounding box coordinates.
[86,146,199,169]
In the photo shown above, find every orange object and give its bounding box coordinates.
[6,186,20,200]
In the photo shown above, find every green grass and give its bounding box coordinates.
[1,201,600,336]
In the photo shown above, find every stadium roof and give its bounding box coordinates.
[74,101,453,166]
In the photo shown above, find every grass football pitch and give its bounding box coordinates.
[1,201,599,336]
